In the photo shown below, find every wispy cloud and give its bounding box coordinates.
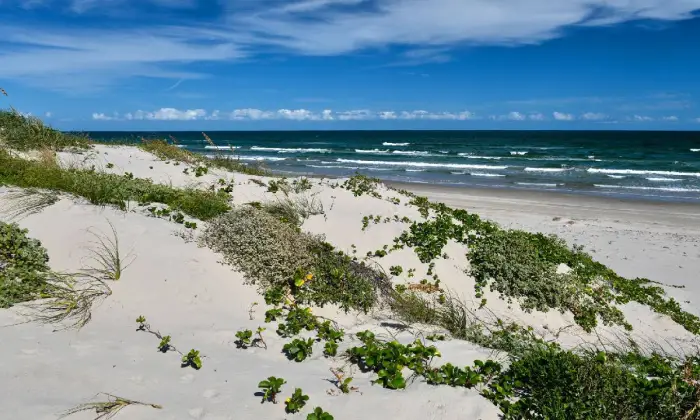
[5,0,700,92]
[662,115,679,121]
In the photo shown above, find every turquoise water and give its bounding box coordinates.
[86,130,700,202]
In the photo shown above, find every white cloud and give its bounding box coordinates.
[506,112,526,121]
[45,111,52,118]
[92,112,116,120]
[553,111,574,121]
[581,112,607,120]
[662,115,679,121]
[631,115,654,121]
[122,108,207,120]
[528,113,545,121]
[91,108,483,121]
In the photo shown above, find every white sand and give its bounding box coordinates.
[1,144,698,419]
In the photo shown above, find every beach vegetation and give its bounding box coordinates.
[258,376,286,404]
[0,149,231,220]
[0,221,50,307]
[307,407,334,420]
[342,174,382,198]
[58,393,162,419]
[0,109,89,151]
[329,368,357,394]
[283,338,315,362]
[385,187,700,334]
[201,206,386,313]
[284,388,309,414]
[85,222,134,281]
[181,349,203,370]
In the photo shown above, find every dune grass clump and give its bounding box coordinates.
[139,137,271,176]
[139,139,199,164]
[0,221,51,307]
[0,149,231,220]
[202,206,385,312]
[0,109,89,151]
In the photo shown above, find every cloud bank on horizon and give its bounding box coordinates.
[2,0,700,128]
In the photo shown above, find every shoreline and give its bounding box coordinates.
[386,180,700,229]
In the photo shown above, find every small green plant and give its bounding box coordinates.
[284,388,309,414]
[184,221,197,230]
[235,327,267,349]
[124,172,134,179]
[258,376,286,404]
[306,407,334,420]
[283,338,315,362]
[330,368,358,394]
[389,265,404,276]
[158,335,172,353]
[194,166,208,177]
[181,349,202,370]
[106,163,114,169]
[342,174,382,198]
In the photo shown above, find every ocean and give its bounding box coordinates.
[85,130,700,203]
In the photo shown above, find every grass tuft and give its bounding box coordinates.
[85,221,135,281]
[59,393,162,419]
[0,188,60,220]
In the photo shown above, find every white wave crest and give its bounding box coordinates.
[524,167,570,173]
[458,153,502,160]
[594,184,700,193]
[204,145,240,150]
[646,177,683,182]
[469,172,506,177]
[588,168,700,178]
[250,146,330,153]
[510,151,528,156]
[355,149,390,154]
[383,142,410,146]
[336,158,508,170]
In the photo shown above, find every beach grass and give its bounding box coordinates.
[0,109,89,151]
[0,148,231,220]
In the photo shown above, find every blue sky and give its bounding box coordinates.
[2,0,700,130]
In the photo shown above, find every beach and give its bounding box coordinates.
[1,143,700,420]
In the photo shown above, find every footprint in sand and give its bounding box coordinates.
[202,389,222,403]
[180,373,196,384]
[188,407,206,419]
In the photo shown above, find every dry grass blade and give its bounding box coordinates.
[85,221,135,281]
[22,271,112,330]
[0,188,60,220]
[59,393,162,419]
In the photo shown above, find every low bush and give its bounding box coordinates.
[0,221,50,308]
[485,348,700,419]
[202,206,386,313]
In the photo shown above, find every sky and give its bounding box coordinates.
[1,0,700,131]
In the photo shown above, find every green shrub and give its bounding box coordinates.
[202,207,386,313]
[0,222,50,307]
[201,206,318,290]
[485,348,700,419]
